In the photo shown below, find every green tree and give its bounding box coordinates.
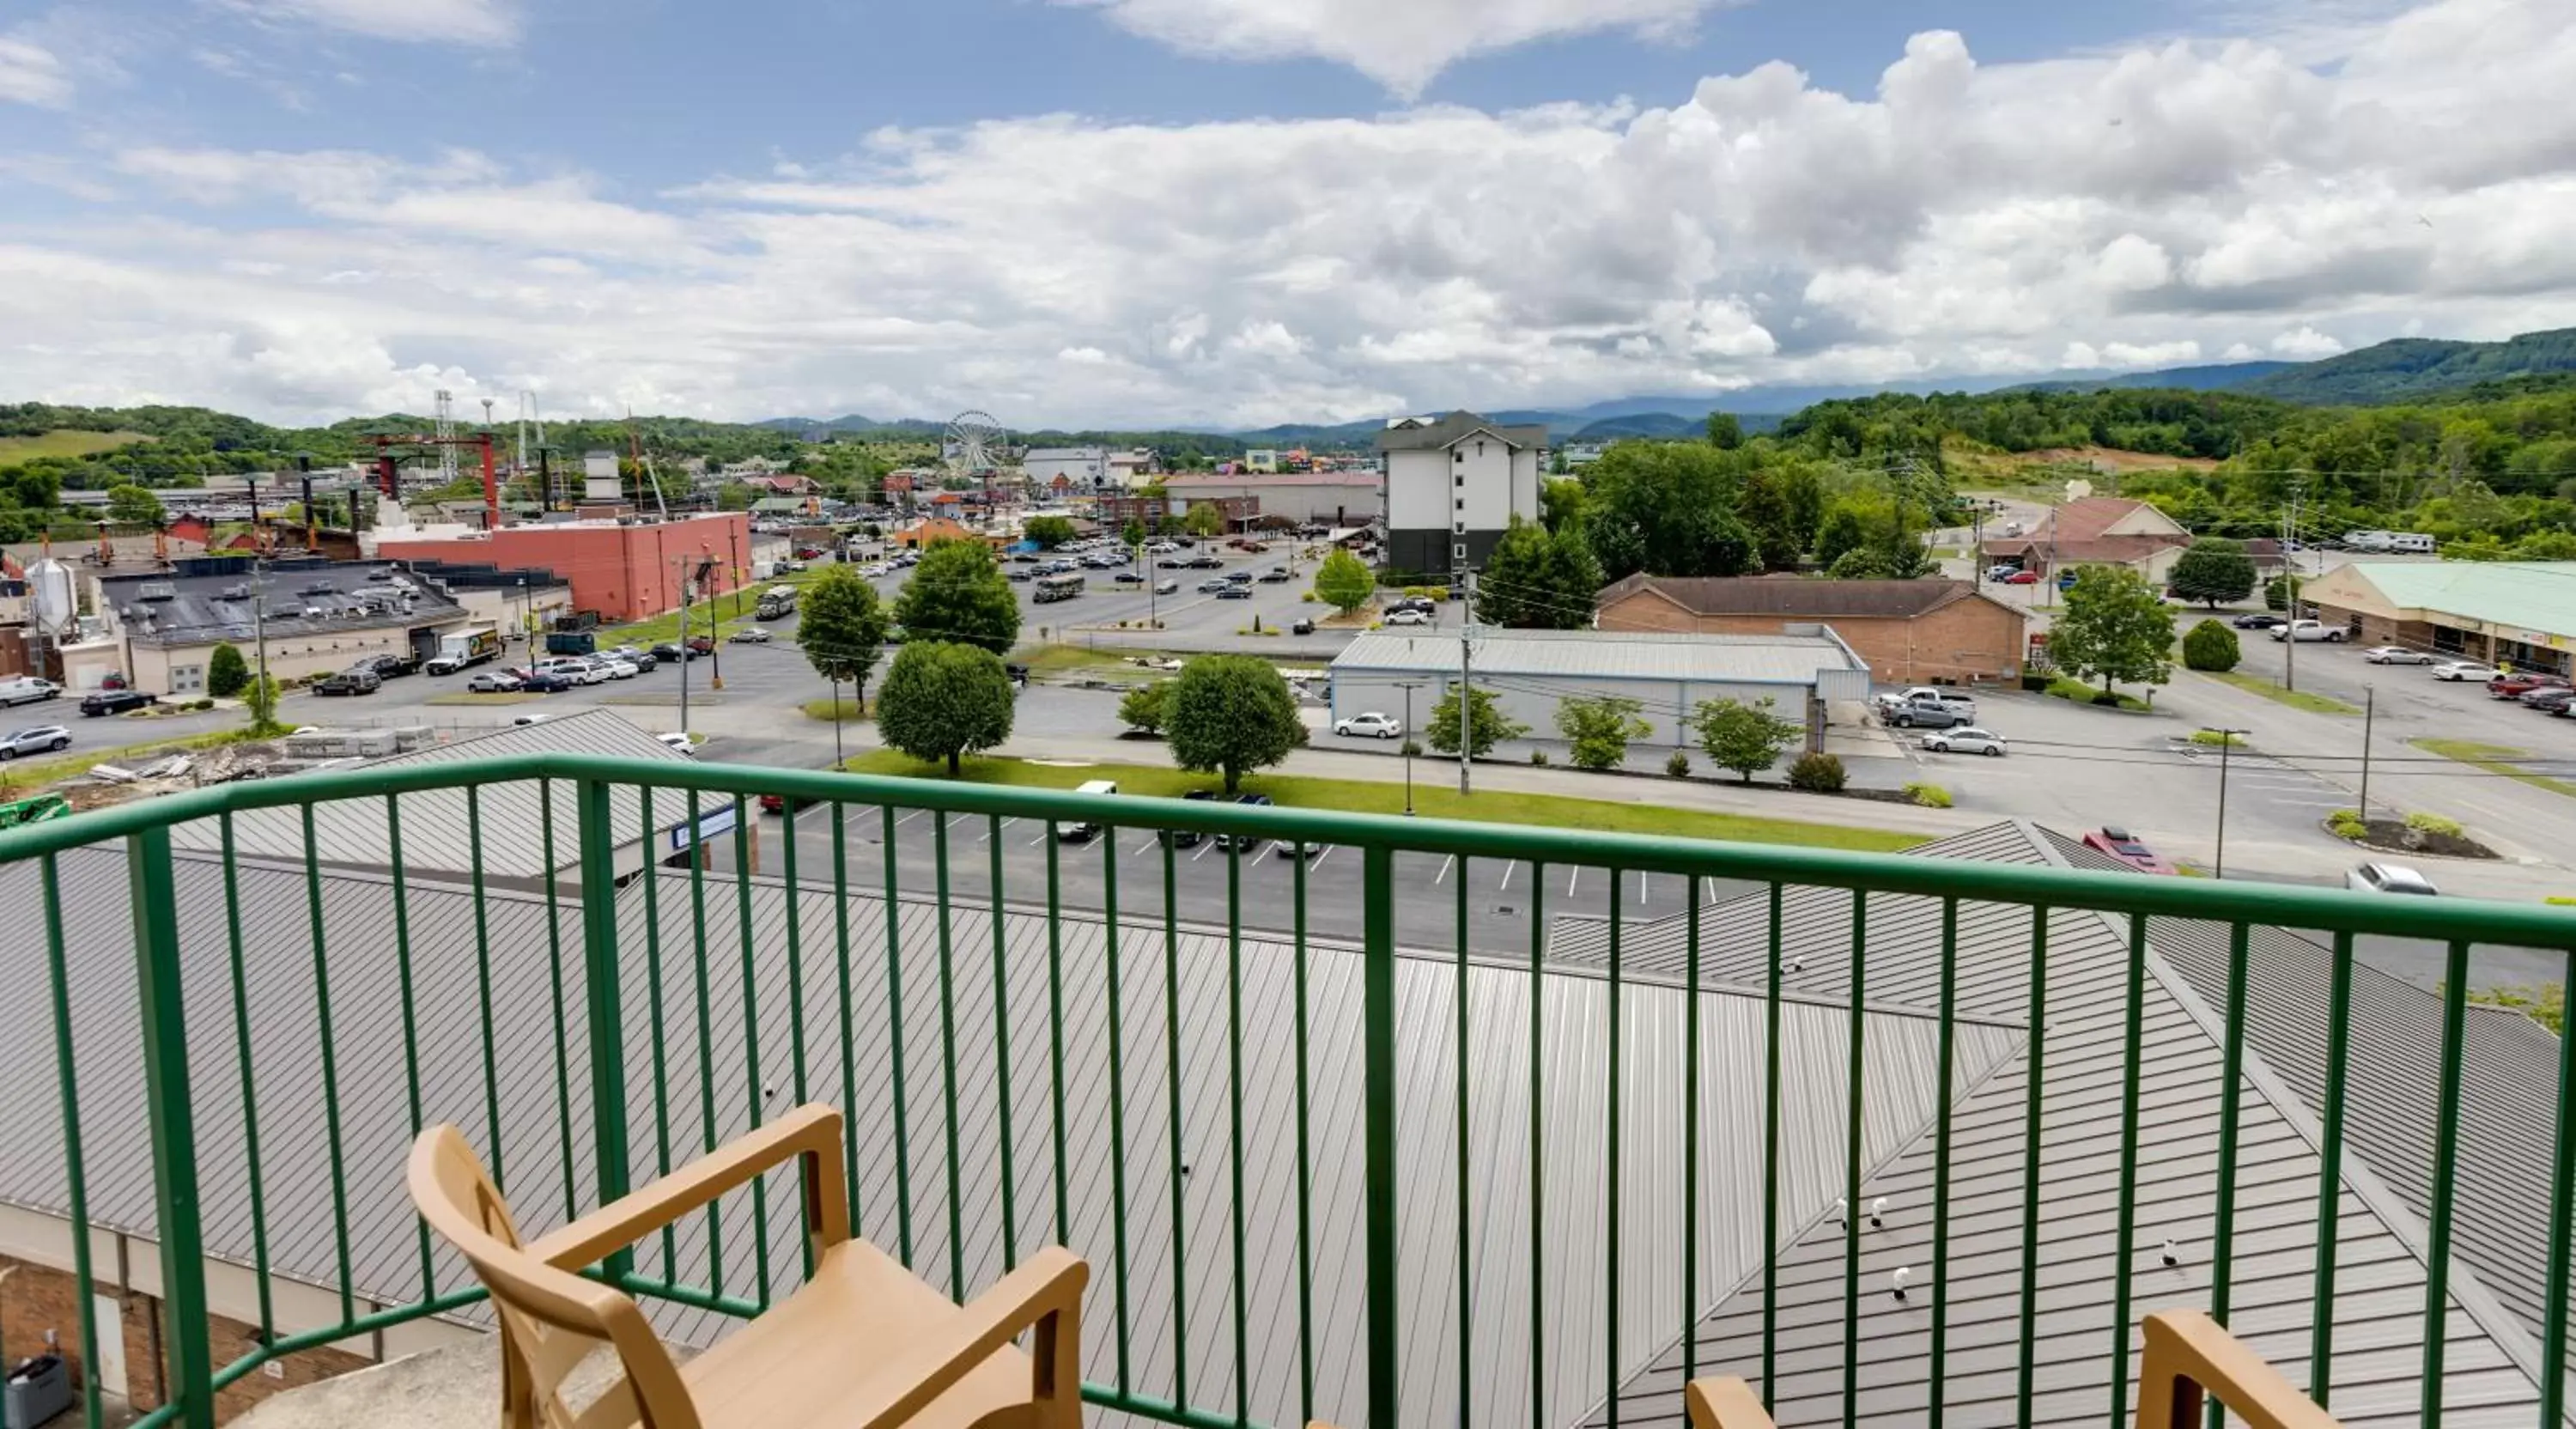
[1121,519,1147,548]
[1555,694,1649,770]
[207,642,250,698]
[2051,567,2175,696]
[876,641,1016,775]
[1183,502,1226,538]
[1023,514,1077,549]
[105,483,163,526]
[1540,476,1588,532]
[716,483,758,512]
[1314,547,1375,614]
[892,539,1021,654]
[798,563,891,708]
[1814,503,1870,571]
[243,672,283,736]
[1425,684,1528,760]
[1474,518,1601,629]
[2182,618,2241,672]
[1117,680,1170,734]
[2263,574,2291,611]
[1705,411,1746,449]
[1164,655,1303,792]
[1581,442,1758,580]
[2168,538,2258,607]
[1692,696,1801,783]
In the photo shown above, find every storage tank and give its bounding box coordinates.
[27,558,75,634]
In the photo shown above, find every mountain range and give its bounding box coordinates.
[759,327,2576,446]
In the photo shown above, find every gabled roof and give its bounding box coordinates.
[1982,497,2193,562]
[1374,410,1549,453]
[1595,574,2020,623]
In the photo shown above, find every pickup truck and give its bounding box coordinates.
[2269,619,2347,643]
[1877,695,1967,729]
[1896,686,1976,720]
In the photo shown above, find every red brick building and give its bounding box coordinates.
[1595,575,2026,684]
[375,513,751,623]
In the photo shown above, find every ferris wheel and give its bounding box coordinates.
[945,410,1006,475]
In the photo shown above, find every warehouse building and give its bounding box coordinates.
[1159,472,1383,526]
[1326,626,1871,751]
[2298,560,2576,674]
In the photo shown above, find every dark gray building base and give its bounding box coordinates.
[1385,527,1504,581]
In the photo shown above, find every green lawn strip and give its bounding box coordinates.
[1,726,266,788]
[597,562,835,648]
[801,695,870,722]
[2410,738,2576,800]
[2041,677,2151,712]
[1018,643,1194,675]
[839,751,1925,853]
[2202,670,2362,715]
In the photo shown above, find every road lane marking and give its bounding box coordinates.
[1025,832,1050,848]
[1435,855,1454,885]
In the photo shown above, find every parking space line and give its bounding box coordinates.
[1311,846,1334,871]
[1637,871,1649,906]
[1025,830,1051,848]
[1435,854,1454,885]
[1131,837,1159,857]
[1249,845,1274,869]
[1566,867,1581,898]
[1498,861,1515,892]
[1191,841,1214,862]
[894,809,926,829]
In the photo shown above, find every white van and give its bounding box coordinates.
[0,676,61,707]
[1060,779,1118,843]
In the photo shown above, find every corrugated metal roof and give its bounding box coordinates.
[2329,561,2576,640]
[1,840,2011,1429]
[1585,822,2549,1427]
[167,710,690,879]
[1332,629,1866,685]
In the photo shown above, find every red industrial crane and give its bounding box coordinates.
[363,429,500,530]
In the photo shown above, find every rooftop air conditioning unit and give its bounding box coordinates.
[137,581,177,602]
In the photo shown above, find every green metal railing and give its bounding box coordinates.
[6,751,2576,1429]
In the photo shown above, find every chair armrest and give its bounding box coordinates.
[2137,1310,2341,1429]
[530,1104,848,1270]
[1686,1377,1777,1429]
[833,1247,1090,1429]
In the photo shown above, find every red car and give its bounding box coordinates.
[2488,672,2570,699]
[2082,826,2176,875]
[2001,569,2042,585]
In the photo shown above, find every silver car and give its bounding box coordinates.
[0,725,70,759]
[2363,646,2434,665]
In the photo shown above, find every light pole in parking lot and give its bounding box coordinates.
[1394,679,1425,816]
[2210,727,2251,878]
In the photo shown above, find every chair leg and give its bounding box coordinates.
[1026,1305,1081,1429]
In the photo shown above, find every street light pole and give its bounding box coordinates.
[2359,685,2376,818]
[2212,727,2251,878]
[1394,679,1424,816]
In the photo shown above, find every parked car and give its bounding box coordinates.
[1383,608,1432,627]
[729,626,772,643]
[2362,645,2434,665]
[1259,568,1291,582]
[0,676,61,706]
[1161,789,1219,848]
[2269,619,2346,642]
[1880,696,1965,729]
[1006,568,1036,582]
[537,657,605,685]
[608,645,659,672]
[315,668,383,696]
[2430,660,2499,681]
[1215,793,1273,851]
[2349,861,2439,896]
[2524,687,2576,714]
[1897,686,1976,720]
[1154,580,1180,595]
[1291,617,1315,635]
[2081,826,2175,875]
[1215,585,1253,599]
[1197,577,1234,593]
[358,652,422,678]
[1157,556,1191,569]
[80,689,156,716]
[0,725,70,758]
[1984,564,2022,582]
[650,642,692,664]
[2489,672,2571,698]
[1188,554,1224,569]
[1334,711,1403,739]
[518,671,574,693]
[2231,613,2287,629]
[594,655,641,680]
[1921,726,2007,757]
[2000,569,2042,585]
[467,671,526,693]
[656,732,696,757]
[1114,571,1146,584]
[685,635,716,655]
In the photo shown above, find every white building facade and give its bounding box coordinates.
[1375,410,1546,576]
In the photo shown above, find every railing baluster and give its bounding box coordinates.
[685,789,724,1293]
[1362,843,1399,1429]
[782,797,813,1279]
[1048,824,1070,1250]
[2423,938,2472,1429]
[2016,904,2047,1429]
[1295,840,1317,1428]
[2311,929,2354,1405]
[303,805,355,1326]
[220,814,282,1335]
[1763,880,1782,1412]
[540,782,577,1226]
[1929,897,1955,1429]
[639,785,677,1277]
[42,854,107,1429]
[1454,853,1472,1429]
[732,796,772,1310]
[575,778,635,1283]
[1103,815,1133,1394]
[1683,873,1701,1395]
[2109,912,2147,1427]
[832,808,861,1234]
[934,813,964,1298]
[990,814,1019,1269]
[1607,865,1624,1429]
[1527,860,1546,1429]
[1160,835,1189,1409]
[465,787,504,1195]
[130,825,216,1424]
[2543,938,2576,1428]
[1229,838,1250,1429]
[2212,921,2250,1343]
[1842,888,1864,1429]
[882,803,915,1267]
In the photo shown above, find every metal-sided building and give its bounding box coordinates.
[1325,627,1874,751]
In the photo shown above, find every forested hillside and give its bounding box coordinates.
[2234,328,2576,404]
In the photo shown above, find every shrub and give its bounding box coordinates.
[1299,591,1316,602]
[2328,809,2368,839]
[1116,681,1170,734]
[1904,781,1953,808]
[1787,751,1848,793]
[1403,586,1426,599]
[1399,739,1422,757]
[2188,728,2247,747]
[1529,750,1549,766]
[1428,586,1450,602]
[2020,672,2051,692]
[208,642,251,698]
[1665,751,1691,778]
[2405,811,2464,838]
[2181,619,2241,673]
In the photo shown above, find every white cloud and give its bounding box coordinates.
[2270,325,2347,357]
[8,0,2576,426]
[222,0,519,47]
[0,34,72,106]
[1054,0,1741,98]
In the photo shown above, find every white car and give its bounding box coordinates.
[2431,660,2499,681]
[596,656,641,680]
[537,658,605,685]
[1922,727,2008,757]
[0,725,70,758]
[656,732,697,757]
[2349,861,2439,896]
[1383,608,1432,627]
[1145,541,1180,555]
[729,626,771,643]
[467,671,525,693]
[2363,646,2434,665]
[1334,711,1404,739]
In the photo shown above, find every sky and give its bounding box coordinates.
[3,0,2574,429]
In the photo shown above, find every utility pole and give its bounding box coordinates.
[251,554,271,729]
[2282,480,2305,693]
[1458,570,1477,796]
[676,559,693,735]
[1394,679,1424,815]
[2359,685,2376,818]
[2212,727,2250,878]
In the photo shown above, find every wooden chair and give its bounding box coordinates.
[1677,1309,2340,1429]
[409,1104,1087,1429]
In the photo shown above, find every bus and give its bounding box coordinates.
[1032,572,1085,604]
[754,584,799,619]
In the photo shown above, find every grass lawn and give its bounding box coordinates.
[838,751,1926,853]
[802,695,870,722]
[1018,643,1192,676]
[0,726,264,790]
[2411,738,2576,800]
[0,429,147,460]
[2203,670,2363,715]
[2041,677,2151,712]
[598,562,836,648]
